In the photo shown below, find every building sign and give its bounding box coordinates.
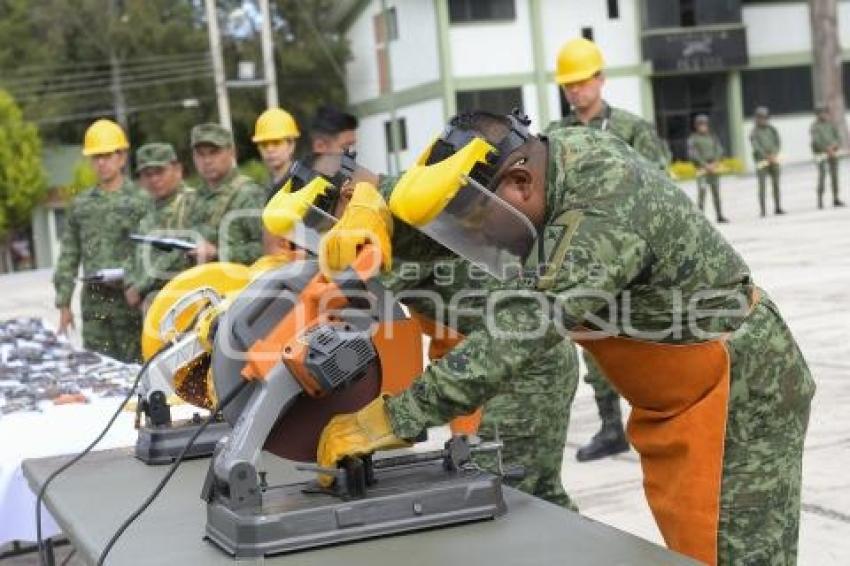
[643,26,748,73]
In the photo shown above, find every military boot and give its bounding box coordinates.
[576,396,629,462]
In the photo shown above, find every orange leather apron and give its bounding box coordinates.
[408,312,483,434]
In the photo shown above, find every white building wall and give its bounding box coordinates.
[539,0,641,71]
[354,98,445,174]
[345,1,441,105]
[603,76,643,117]
[346,1,381,105]
[521,83,541,132]
[743,3,812,58]
[387,1,440,92]
[449,0,534,77]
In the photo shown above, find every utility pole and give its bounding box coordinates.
[259,0,279,108]
[108,0,127,129]
[809,0,849,144]
[205,0,232,131]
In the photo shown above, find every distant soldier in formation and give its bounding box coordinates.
[124,142,195,309]
[749,106,784,217]
[185,123,265,265]
[688,114,728,223]
[53,119,150,362]
[810,106,846,209]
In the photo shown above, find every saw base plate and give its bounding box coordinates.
[205,461,505,557]
[135,419,231,465]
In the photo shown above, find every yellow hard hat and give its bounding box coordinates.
[252,108,300,143]
[82,119,129,156]
[555,38,605,85]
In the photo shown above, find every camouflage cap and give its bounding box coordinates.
[694,114,709,124]
[135,142,178,172]
[754,106,769,117]
[191,122,234,148]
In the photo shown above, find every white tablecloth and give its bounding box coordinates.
[0,397,206,544]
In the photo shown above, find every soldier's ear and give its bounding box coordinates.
[501,168,535,201]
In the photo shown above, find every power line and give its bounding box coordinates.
[12,69,215,103]
[10,51,212,75]
[1,56,211,91]
[4,60,213,98]
[34,96,214,125]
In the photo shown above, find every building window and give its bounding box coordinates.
[581,26,594,41]
[607,0,620,19]
[741,66,813,117]
[448,0,516,24]
[679,0,696,26]
[456,87,523,115]
[384,118,408,153]
[373,7,398,95]
[643,0,742,30]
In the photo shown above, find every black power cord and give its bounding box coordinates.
[36,346,167,566]
[96,379,250,565]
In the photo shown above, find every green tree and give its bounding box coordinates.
[0,0,350,168]
[0,89,47,264]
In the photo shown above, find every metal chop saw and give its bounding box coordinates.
[198,210,509,556]
[133,262,252,464]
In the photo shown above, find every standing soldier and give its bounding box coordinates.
[253,108,302,258]
[253,107,300,200]
[186,123,265,265]
[810,106,846,209]
[53,119,150,362]
[750,107,784,217]
[548,37,671,462]
[124,143,195,309]
[688,114,729,223]
[548,37,669,170]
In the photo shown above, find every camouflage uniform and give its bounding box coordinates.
[750,123,782,215]
[548,101,671,458]
[810,117,843,207]
[546,101,670,170]
[53,178,150,362]
[383,128,814,563]
[126,143,196,300]
[187,169,265,265]
[381,258,577,508]
[688,130,726,221]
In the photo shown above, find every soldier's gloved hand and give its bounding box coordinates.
[316,396,409,488]
[319,182,393,277]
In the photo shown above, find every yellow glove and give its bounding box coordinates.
[319,182,393,277]
[316,396,410,487]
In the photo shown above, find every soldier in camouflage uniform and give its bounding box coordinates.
[810,106,846,209]
[383,258,577,508]
[688,114,729,223]
[749,106,784,217]
[53,119,150,362]
[317,113,815,564]
[185,123,265,265]
[547,37,672,462]
[124,143,195,309]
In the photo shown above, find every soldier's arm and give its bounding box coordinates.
[220,186,264,264]
[750,130,766,160]
[385,216,651,439]
[633,122,670,169]
[773,126,782,152]
[52,199,81,307]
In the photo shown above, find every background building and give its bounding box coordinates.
[333,0,850,173]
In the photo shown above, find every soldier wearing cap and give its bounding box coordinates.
[186,123,265,265]
[688,114,728,223]
[124,143,196,309]
[53,119,150,362]
[810,106,846,209]
[749,106,784,217]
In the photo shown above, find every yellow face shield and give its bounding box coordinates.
[262,176,338,254]
[389,136,494,227]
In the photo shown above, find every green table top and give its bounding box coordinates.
[24,448,696,565]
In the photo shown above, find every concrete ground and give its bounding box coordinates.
[1,162,848,563]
